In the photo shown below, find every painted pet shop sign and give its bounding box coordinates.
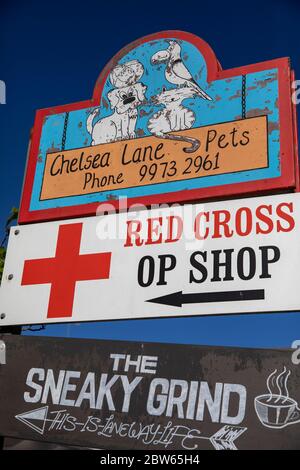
[19,31,297,223]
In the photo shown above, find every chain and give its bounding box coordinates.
[61,111,69,150]
[242,75,246,119]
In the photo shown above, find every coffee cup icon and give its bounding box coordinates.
[255,367,300,429]
[255,394,300,428]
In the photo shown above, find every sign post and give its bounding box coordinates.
[1,30,299,452]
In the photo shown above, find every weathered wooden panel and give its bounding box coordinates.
[0,335,300,450]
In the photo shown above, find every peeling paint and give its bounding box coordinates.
[254,73,277,89]
[102,98,109,110]
[198,65,204,80]
[139,109,153,117]
[268,121,280,133]
[136,128,145,137]
[229,90,242,101]
[47,142,60,153]
[246,107,273,118]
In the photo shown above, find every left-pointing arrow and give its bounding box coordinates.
[15,406,49,435]
[147,289,265,308]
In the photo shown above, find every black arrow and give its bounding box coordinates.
[147,289,265,308]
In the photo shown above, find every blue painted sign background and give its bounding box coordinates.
[30,38,280,212]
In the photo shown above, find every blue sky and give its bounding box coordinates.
[1,0,300,348]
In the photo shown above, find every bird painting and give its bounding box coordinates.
[151,40,212,101]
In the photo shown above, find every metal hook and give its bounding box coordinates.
[0,340,6,365]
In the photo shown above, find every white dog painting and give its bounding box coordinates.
[87,60,147,145]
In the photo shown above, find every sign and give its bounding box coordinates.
[19,30,297,224]
[1,335,300,450]
[1,192,300,326]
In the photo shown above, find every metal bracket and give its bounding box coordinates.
[0,340,6,365]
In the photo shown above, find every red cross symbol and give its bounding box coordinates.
[21,223,111,319]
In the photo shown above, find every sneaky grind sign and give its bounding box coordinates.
[1,192,300,326]
[18,30,297,224]
[1,335,300,450]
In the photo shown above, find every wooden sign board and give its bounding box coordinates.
[1,335,300,450]
[19,30,297,224]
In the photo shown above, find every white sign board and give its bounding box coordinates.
[0,193,299,325]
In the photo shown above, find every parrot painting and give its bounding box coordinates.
[151,40,212,101]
